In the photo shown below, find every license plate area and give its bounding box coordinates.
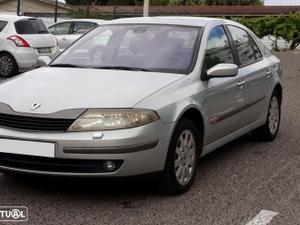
[37,48,52,54]
[0,138,55,158]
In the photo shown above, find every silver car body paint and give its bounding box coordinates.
[0,17,282,176]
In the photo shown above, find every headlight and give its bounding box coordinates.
[68,109,160,132]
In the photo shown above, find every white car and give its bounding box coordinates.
[0,15,58,78]
[48,19,105,51]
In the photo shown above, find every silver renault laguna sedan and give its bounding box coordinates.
[0,17,282,194]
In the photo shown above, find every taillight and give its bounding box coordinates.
[7,35,30,47]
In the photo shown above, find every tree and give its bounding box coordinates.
[235,14,300,50]
[273,15,300,50]
[65,0,142,5]
[205,0,262,5]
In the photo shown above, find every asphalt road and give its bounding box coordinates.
[0,52,299,225]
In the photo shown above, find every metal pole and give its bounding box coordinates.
[54,0,58,23]
[17,0,21,16]
[113,6,117,19]
[86,2,90,18]
[143,0,149,17]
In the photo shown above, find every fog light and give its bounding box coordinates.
[103,160,116,172]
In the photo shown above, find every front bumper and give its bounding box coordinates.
[0,120,174,177]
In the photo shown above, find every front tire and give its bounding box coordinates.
[0,53,18,78]
[252,90,281,141]
[160,118,201,195]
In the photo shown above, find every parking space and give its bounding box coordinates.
[0,52,299,225]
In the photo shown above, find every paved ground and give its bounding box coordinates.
[0,52,299,225]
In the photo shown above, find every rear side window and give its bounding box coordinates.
[228,25,261,66]
[72,22,97,34]
[205,26,234,70]
[0,21,7,32]
[48,22,72,35]
[251,39,263,60]
[14,19,48,34]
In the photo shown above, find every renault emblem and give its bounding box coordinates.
[31,102,41,111]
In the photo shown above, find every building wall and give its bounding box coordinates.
[0,0,68,14]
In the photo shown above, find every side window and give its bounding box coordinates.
[228,26,261,66]
[0,21,7,33]
[205,26,234,70]
[251,39,263,60]
[72,22,97,35]
[48,22,71,35]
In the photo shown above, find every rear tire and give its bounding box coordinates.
[159,118,201,195]
[252,90,281,141]
[0,53,18,78]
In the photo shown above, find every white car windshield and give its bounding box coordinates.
[51,24,202,74]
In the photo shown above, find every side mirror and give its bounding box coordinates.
[207,63,238,78]
[37,56,51,67]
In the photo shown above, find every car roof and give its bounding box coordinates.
[0,15,37,22]
[51,19,105,25]
[108,16,229,27]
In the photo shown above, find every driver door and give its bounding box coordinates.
[201,26,247,145]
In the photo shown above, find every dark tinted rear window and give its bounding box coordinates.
[0,21,7,32]
[14,19,48,34]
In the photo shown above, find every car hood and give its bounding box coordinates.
[0,67,184,114]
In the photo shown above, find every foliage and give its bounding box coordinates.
[205,0,261,5]
[235,14,300,50]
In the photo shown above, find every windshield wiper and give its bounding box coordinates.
[94,66,150,71]
[50,64,85,68]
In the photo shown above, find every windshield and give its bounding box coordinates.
[51,24,201,74]
[15,19,48,34]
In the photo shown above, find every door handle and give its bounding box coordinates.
[237,80,246,88]
[266,71,272,78]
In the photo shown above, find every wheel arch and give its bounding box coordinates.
[0,50,19,70]
[274,83,283,105]
[176,107,205,153]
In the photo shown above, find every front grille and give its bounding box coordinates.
[0,113,75,131]
[0,153,123,173]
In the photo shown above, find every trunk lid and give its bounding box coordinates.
[14,18,56,48]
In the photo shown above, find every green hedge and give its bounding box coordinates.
[235,14,300,50]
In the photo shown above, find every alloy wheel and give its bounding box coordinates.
[174,129,196,186]
[0,55,13,77]
[268,96,280,135]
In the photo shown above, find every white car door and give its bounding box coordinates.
[65,22,98,47]
[48,22,73,51]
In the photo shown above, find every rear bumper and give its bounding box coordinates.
[0,120,174,177]
[11,47,58,71]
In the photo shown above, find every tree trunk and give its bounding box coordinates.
[290,40,300,50]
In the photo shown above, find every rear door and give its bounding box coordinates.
[63,22,98,49]
[14,18,56,48]
[48,21,73,51]
[227,25,272,124]
[48,21,97,51]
